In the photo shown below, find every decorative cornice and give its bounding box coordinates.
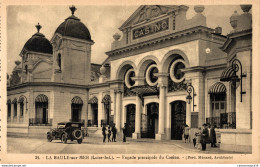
[220,29,252,52]
[106,26,224,57]
[7,82,89,91]
[181,66,205,73]
[182,64,227,74]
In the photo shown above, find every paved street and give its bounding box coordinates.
[7,136,238,154]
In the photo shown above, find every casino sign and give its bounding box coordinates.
[133,18,169,39]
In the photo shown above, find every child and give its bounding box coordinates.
[107,126,112,142]
[195,127,202,149]
[184,125,190,143]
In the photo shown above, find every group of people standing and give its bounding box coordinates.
[102,123,128,143]
[102,124,117,143]
[194,124,217,151]
[184,124,217,151]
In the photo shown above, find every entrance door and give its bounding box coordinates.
[92,104,98,126]
[171,101,186,140]
[71,104,82,122]
[42,107,47,124]
[126,104,135,137]
[104,103,110,125]
[146,103,159,138]
[35,102,48,124]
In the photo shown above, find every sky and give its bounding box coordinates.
[7,5,244,74]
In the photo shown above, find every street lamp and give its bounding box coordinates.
[231,58,246,102]
[186,94,192,104]
[186,83,195,112]
[186,83,195,127]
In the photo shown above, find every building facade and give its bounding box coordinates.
[7,5,252,152]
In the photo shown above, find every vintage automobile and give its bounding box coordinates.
[47,122,85,144]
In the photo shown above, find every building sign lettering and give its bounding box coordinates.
[133,19,169,39]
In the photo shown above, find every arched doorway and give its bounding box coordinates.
[35,94,48,124]
[208,82,228,128]
[71,96,83,122]
[102,94,111,125]
[126,104,135,137]
[144,102,159,138]
[171,101,186,140]
[88,96,98,126]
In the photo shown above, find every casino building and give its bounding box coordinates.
[7,5,252,152]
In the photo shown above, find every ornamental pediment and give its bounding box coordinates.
[119,5,178,31]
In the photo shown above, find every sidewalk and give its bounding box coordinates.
[8,133,242,154]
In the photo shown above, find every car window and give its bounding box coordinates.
[71,124,80,128]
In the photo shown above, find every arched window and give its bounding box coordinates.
[12,98,17,117]
[19,96,25,117]
[71,96,83,122]
[25,65,28,74]
[57,53,61,70]
[102,95,111,125]
[7,99,11,118]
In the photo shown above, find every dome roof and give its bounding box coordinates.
[55,6,92,41]
[23,23,53,54]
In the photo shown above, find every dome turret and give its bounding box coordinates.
[55,6,92,41]
[23,23,53,54]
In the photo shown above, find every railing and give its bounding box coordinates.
[206,112,236,129]
[29,118,53,126]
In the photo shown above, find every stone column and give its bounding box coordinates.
[156,85,167,140]
[28,89,34,126]
[133,95,142,139]
[17,102,21,123]
[11,102,14,122]
[97,92,103,129]
[186,101,191,127]
[115,90,122,132]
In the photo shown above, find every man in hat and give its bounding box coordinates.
[210,125,217,147]
[112,123,117,142]
[201,123,210,151]
[122,123,127,142]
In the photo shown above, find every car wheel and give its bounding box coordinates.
[62,133,67,144]
[72,130,83,140]
[47,134,52,142]
[77,139,82,144]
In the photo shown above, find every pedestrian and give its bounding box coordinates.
[107,126,112,142]
[122,123,127,142]
[102,125,107,143]
[112,124,117,142]
[210,125,217,147]
[184,125,190,143]
[195,127,202,149]
[201,123,210,151]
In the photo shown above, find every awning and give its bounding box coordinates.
[7,99,11,104]
[130,85,159,95]
[88,96,98,104]
[71,96,83,104]
[208,82,226,94]
[220,66,236,82]
[12,98,17,104]
[18,96,25,103]
[35,94,48,103]
[102,95,111,104]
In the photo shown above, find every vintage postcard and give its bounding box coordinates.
[0,0,259,164]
